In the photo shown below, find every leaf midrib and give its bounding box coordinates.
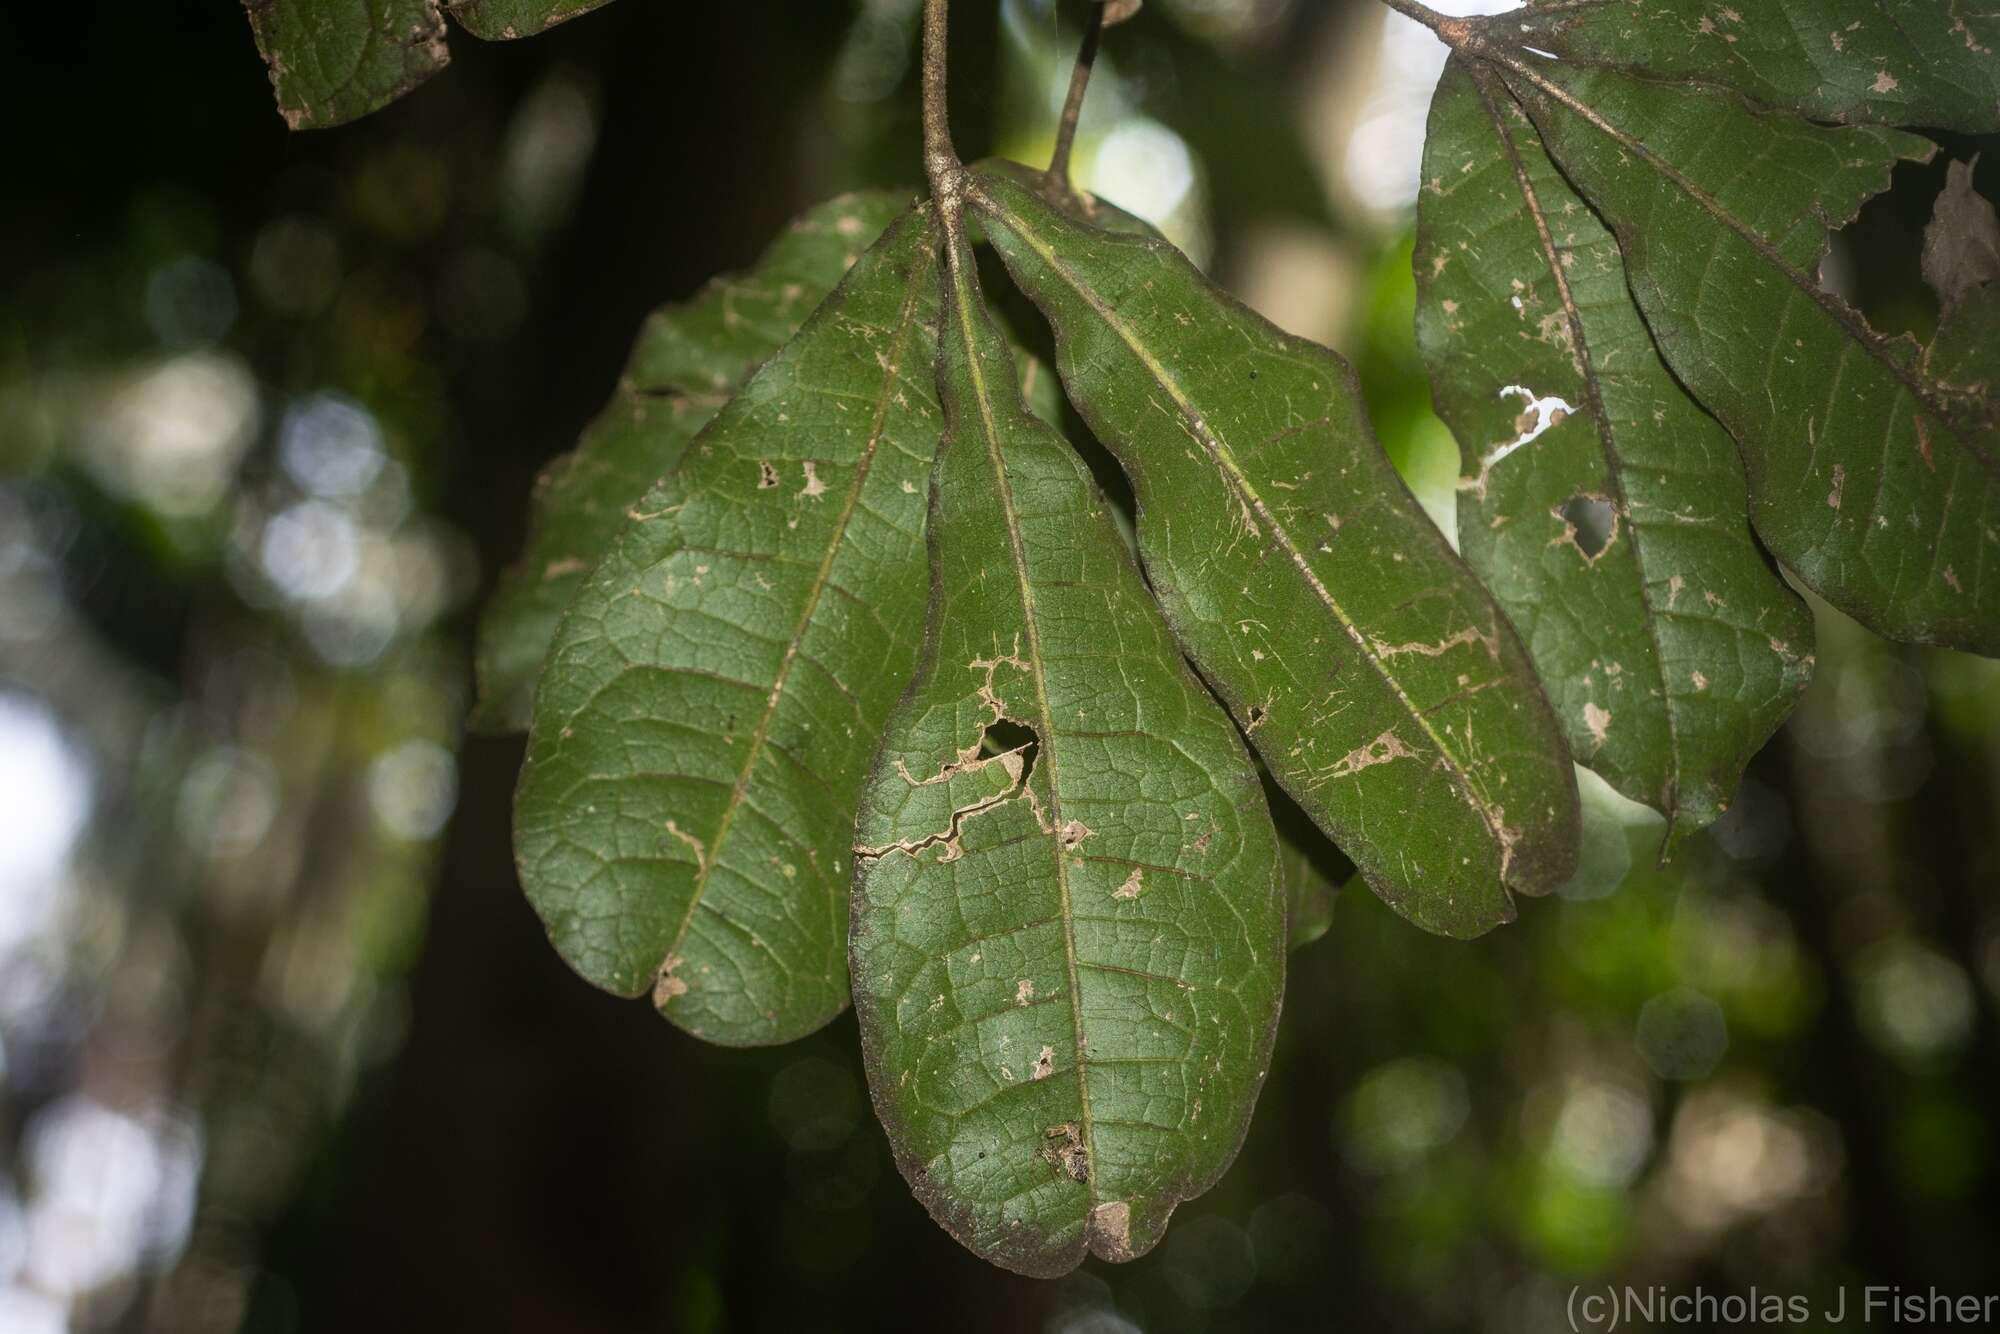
[971,180,1516,874]
[942,238,1100,1198]
[657,227,933,985]
[1471,64,1687,830]
[1481,44,2000,479]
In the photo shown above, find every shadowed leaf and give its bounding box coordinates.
[243,0,449,130]
[1415,58,1814,838]
[1492,0,2000,133]
[474,191,912,732]
[447,0,611,39]
[1479,49,1999,653]
[513,206,942,1046]
[852,217,1283,1277]
[243,0,622,127]
[970,165,1579,939]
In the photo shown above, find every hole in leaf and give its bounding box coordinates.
[1248,704,1267,726]
[979,718,1039,790]
[1558,495,1617,559]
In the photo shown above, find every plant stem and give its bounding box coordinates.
[1046,2,1107,194]
[921,0,964,226]
[1373,0,1471,46]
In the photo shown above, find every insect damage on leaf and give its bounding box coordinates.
[1415,56,1814,839]
[1413,5,2000,655]
[512,205,942,1047]
[851,217,1283,1278]
[968,164,1579,938]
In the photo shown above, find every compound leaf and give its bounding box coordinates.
[1478,49,2000,653]
[969,166,1579,939]
[513,205,942,1046]
[1416,58,1814,838]
[852,220,1284,1277]
[1491,0,2000,133]
[475,190,912,732]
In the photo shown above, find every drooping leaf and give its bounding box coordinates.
[1478,50,2000,654]
[1415,58,1814,837]
[1491,0,2000,133]
[243,0,450,130]
[474,190,912,732]
[446,0,610,40]
[851,219,1283,1277]
[969,165,1580,939]
[242,0,618,128]
[512,206,942,1046]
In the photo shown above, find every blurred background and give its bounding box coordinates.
[1,2,1997,1331]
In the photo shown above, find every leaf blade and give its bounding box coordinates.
[1495,54,2000,653]
[447,0,611,39]
[970,167,1579,937]
[512,205,942,1045]
[242,0,449,130]
[1490,0,2000,133]
[852,221,1284,1276]
[1416,58,1814,835]
[475,190,912,732]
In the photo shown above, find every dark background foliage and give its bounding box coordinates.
[1,3,1996,1332]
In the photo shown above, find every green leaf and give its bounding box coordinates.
[243,0,619,128]
[474,190,912,732]
[968,165,1580,939]
[243,0,449,130]
[446,0,610,40]
[1491,0,2000,133]
[1415,58,1814,837]
[851,220,1284,1277]
[512,205,942,1046]
[1483,50,2000,653]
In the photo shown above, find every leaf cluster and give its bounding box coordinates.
[272,0,2000,1275]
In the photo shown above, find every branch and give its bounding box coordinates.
[1374,0,1472,46]
[922,0,965,228]
[1046,2,1108,195]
